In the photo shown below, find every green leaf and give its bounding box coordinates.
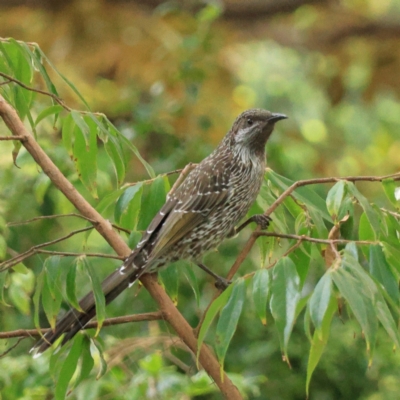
[369,245,399,305]
[137,176,169,230]
[91,339,107,379]
[0,271,9,306]
[107,121,155,178]
[252,269,270,325]
[34,45,90,109]
[159,262,179,304]
[71,110,90,145]
[346,182,380,238]
[266,170,331,221]
[184,261,200,308]
[114,184,143,227]
[83,258,106,335]
[62,113,75,158]
[359,212,375,242]
[96,188,125,215]
[326,180,345,221]
[270,257,301,359]
[72,336,94,389]
[35,104,64,127]
[197,284,234,362]
[72,117,98,198]
[332,261,378,354]
[215,279,246,369]
[22,43,59,97]
[306,296,336,396]
[381,242,400,275]
[33,270,45,331]
[66,259,83,312]
[104,134,126,187]
[0,235,6,259]
[41,272,62,329]
[8,269,34,316]
[382,178,400,207]
[309,271,333,331]
[55,335,84,400]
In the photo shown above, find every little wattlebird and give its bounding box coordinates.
[31,108,287,355]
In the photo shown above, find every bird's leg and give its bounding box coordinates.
[196,262,232,290]
[227,214,272,238]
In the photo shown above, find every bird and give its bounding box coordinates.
[31,108,287,355]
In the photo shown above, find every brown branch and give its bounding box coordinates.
[225,169,400,280]
[0,95,242,399]
[0,226,94,272]
[196,171,396,332]
[0,312,163,339]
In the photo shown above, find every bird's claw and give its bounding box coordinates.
[252,214,272,230]
[214,277,232,291]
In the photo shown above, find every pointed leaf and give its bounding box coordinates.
[215,279,246,368]
[347,182,380,238]
[137,176,169,230]
[309,271,333,330]
[369,245,399,305]
[252,269,270,325]
[270,257,301,358]
[35,104,64,127]
[55,335,84,400]
[306,296,336,396]
[326,180,345,221]
[197,284,234,361]
[72,117,98,198]
[66,259,83,312]
[83,258,105,335]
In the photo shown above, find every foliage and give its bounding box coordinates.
[1,1,400,399]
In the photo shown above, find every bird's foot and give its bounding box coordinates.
[251,214,272,230]
[214,276,232,291]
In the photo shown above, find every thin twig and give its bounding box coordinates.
[0,226,94,271]
[0,312,163,339]
[7,213,131,234]
[0,79,12,86]
[0,71,71,111]
[0,135,26,141]
[35,249,123,260]
[167,163,196,199]
[126,167,190,188]
[255,231,379,246]
[0,337,26,358]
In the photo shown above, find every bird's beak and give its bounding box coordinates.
[269,113,288,123]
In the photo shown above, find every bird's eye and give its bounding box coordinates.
[247,119,253,126]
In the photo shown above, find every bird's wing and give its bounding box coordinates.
[148,161,231,259]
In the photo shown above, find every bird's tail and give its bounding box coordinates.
[31,254,146,356]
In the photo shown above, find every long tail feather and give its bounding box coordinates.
[31,257,146,355]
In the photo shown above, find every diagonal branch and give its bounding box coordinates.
[0,95,242,400]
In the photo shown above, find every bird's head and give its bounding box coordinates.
[229,108,287,157]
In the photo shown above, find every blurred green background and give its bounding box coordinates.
[1,0,400,399]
